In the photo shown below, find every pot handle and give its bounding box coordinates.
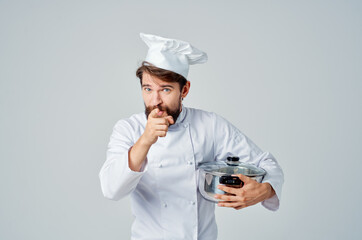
[219,176,244,187]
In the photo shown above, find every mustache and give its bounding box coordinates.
[145,105,170,119]
[144,103,181,124]
[146,105,167,113]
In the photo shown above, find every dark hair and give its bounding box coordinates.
[135,61,187,91]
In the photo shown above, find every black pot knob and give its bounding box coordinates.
[219,175,244,187]
[227,156,240,162]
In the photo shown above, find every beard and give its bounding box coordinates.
[145,98,182,124]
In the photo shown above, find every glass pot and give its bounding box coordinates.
[198,156,266,202]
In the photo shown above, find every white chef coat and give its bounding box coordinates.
[99,106,284,240]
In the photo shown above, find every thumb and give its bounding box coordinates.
[158,110,167,118]
[149,108,161,118]
[165,116,174,125]
[232,174,251,183]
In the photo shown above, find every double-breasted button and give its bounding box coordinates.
[159,163,162,168]
[163,202,167,208]
[187,160,193,165]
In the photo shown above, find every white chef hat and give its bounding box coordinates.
[140,32,208,79]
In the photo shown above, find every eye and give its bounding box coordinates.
[163,88,171,92]
[144,88,151,92]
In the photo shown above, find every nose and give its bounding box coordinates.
[151,91,163,106]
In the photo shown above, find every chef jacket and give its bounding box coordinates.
[99,106,284,240]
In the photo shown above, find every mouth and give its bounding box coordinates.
[145,103,181,123]
[155,105,167,112]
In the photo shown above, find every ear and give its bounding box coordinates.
[181,81,191,99]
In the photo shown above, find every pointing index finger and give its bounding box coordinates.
[150,108,167,118]
[149,108,160,118]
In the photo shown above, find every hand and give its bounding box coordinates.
[214,174,275,210]
[141,108,174,146]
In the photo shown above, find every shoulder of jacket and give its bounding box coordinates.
[184,106,217,119]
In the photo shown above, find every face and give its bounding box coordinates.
[142,72,190,123]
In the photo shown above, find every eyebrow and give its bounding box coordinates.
[142,84,175,89]
[160,85,174,88]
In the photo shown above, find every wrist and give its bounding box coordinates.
[139,134,153,148]
[263,183,275,199]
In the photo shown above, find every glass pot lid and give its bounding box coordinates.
[198,156,266,177]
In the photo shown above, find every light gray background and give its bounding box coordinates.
[1,0,361,239]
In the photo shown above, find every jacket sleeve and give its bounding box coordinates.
[212,113,284,211]
[99,119,148,201]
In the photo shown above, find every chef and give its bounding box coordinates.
[99,33,284,240]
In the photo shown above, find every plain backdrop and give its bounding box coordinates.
[1,0,361,239]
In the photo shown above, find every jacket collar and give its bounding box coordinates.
[175,104,187,124]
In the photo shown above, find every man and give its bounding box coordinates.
[99,33,284,240]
